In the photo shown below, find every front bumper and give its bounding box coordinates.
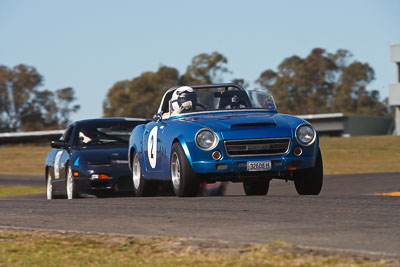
[73,164,133,194]
[191,154,316,181]
[74,175,133,194]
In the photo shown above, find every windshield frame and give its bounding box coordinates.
[158,83,278,117]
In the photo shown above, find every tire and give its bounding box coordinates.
[46,172,54,200]
[170,142,200,197]
[66,164,79,199]
[132,151,158,197]
[293,149,323,195]
[243,178,270,196]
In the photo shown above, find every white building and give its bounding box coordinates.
[299,113,392,137]
[389,43,400,135]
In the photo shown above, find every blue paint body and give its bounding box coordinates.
[129,85,320,183]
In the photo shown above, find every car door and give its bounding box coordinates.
[52,125,74,192]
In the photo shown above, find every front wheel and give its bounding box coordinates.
[293,150,323,195]
[132,151,158,197]
[170,142,200,197]
[243,178,270,196]
[46,172,54,200]
[66,165,79,199]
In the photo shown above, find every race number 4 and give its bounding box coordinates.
[147,126,158,168]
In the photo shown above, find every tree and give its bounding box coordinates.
[104,51,233,118]
[103,66,179,118]
[0,64,42,131]
[256,48,387,115]
[55,87,80,128]
[180,51,231,85]
[0,64,80,132]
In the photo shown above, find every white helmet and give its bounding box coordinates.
[170,86,197,114]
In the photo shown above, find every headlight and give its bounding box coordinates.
[195,129,219,150]
[296,124,316,145]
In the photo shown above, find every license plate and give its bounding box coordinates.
[247,161,271,171]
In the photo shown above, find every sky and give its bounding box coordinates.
[1,0,399,122]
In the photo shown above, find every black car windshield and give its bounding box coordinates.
[73,121,139,147]
[168,86,277,115]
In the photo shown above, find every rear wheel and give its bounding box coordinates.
[294,150,323,195]
[132,151,158,197]
[243,178,270,195]
[170,142,200,197]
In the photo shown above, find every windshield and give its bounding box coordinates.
[73,121,140,148]
[168,86,277,115]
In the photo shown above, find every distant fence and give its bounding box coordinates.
[0,130,64,145]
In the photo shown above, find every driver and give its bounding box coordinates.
[170,86,198,115]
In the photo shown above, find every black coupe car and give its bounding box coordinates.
[45,118,149,199]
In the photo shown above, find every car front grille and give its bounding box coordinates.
[224,138,290,156]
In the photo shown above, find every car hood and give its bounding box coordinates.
[177,111,294,139]
[74,147,128,165]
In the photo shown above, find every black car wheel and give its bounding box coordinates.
[66,164,79,199]
[243,178,270,195]
[293,150,323,195]
[132,151,158,197]
[170,142,200,197]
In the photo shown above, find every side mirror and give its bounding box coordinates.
[51,140,67,149]
[153,113,163,123]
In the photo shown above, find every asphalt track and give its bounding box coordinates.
[0,172,399,256]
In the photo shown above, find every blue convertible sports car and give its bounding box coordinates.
[129,83,323,197]
[45,117,149,199]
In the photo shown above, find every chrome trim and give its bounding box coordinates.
[195,128,219,151]
[295,124,316,146]
[224,137,291,157]
[212,151,222,160]
[294,147,303,156]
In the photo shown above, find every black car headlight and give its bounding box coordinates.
[195,129,219,150]
[296,124,316,146]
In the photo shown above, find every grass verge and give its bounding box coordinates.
[0,230,395,267]
[0,186,45,198]
[320,135,400,174]
[0,144,49,174]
